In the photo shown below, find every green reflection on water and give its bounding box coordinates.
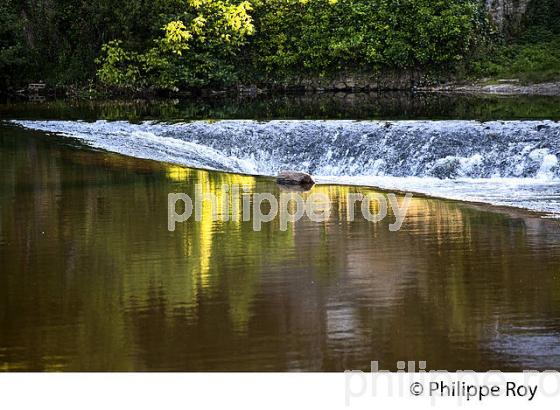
[2,92,560,121]
[1,125,560,371]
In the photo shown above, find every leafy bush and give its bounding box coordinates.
[96,0,483,89]
[249,0,483,79]
[96,0,255,90]
[0,0,27,89]
[473,36,560,83]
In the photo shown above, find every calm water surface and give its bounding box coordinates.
[1,123,560,371]
[2,92,560,121]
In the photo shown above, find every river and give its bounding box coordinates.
[1,93,560,371]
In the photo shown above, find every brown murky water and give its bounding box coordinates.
[1,124,560,371]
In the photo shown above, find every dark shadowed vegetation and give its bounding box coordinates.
[0,0,558,93]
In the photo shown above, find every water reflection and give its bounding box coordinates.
[2,92,560,121]
[1,126,560,371]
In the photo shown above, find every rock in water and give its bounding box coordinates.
[277,171,315,187]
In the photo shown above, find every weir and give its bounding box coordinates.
[11,119,560,214]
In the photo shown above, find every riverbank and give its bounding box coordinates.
[423,81,560,96]
[4,77,560,101]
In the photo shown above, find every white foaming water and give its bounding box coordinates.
[11,119,560,215]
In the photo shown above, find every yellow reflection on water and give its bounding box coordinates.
[156,165,475,336]
[166,165,260,294]
[166,165,193,181]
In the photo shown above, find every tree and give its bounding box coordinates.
[248,0,482,78]
[96,0,255,90]
[0,0,27,89]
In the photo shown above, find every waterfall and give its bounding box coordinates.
[11,119,560,215]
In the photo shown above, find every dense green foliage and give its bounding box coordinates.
[0,0,27,89]
[248,0,483,79]
[523,0,560,39]
[0,0,558,92]
[96,1,255,90]
[473,37,560,83]
[94,0,484,89]
[472,0,560,83]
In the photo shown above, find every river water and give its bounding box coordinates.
[1,94,560,371]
